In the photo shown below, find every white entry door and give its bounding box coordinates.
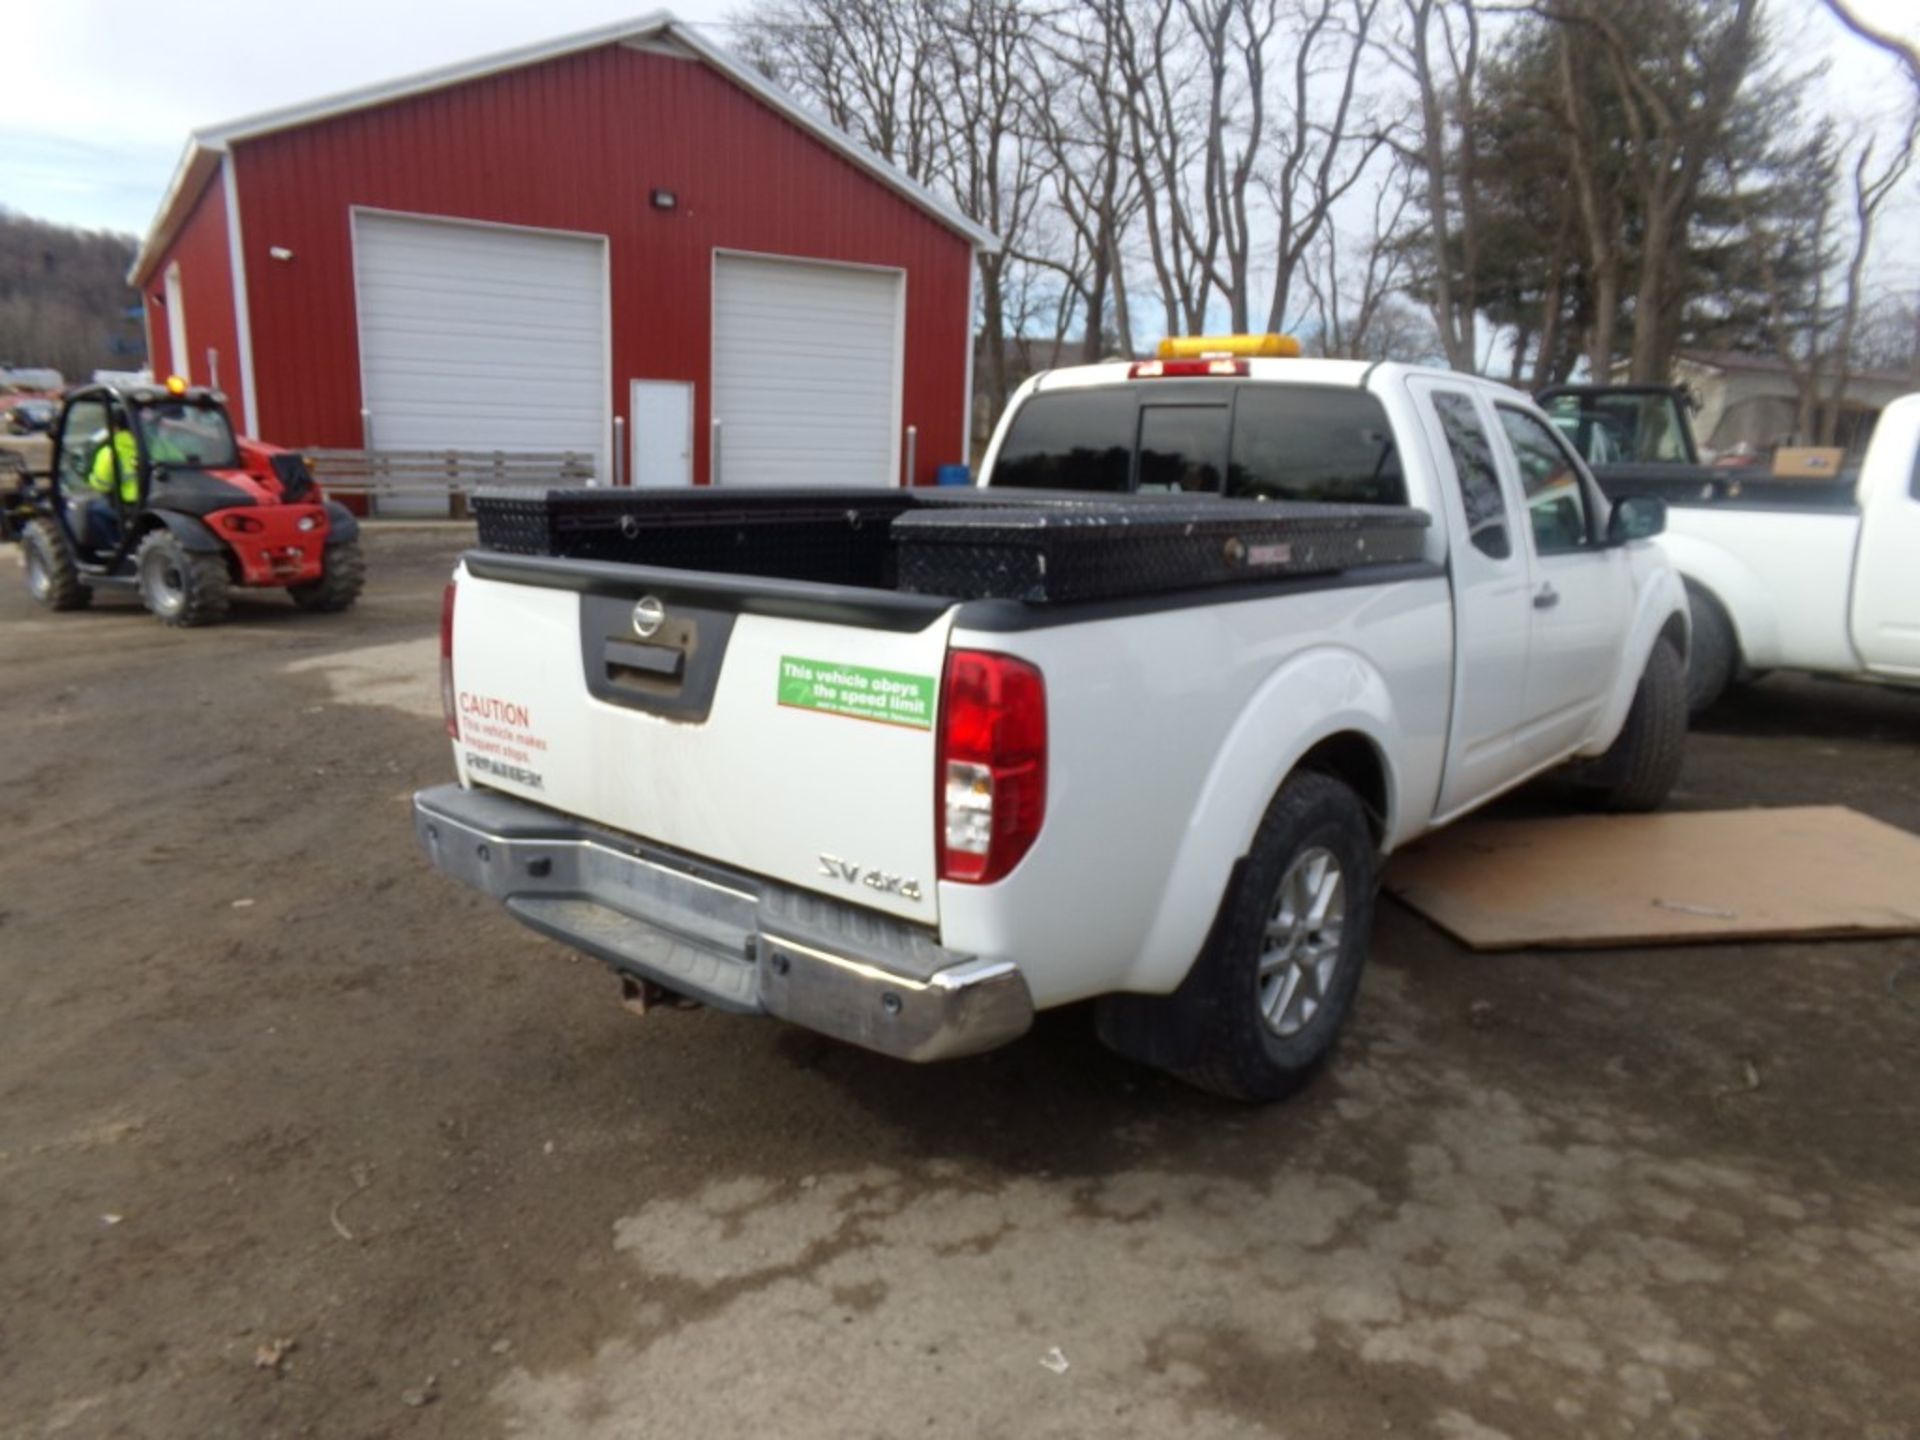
[631,380,694,487]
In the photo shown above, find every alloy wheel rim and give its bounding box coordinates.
[145,553,185,615]
[26,546,48,599]
[1256,845,1346,1038]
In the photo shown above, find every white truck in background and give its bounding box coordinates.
[415,344,1689,1101]
[1657,392,1920,712]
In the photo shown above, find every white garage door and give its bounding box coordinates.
[712,254,903,487]
[354,211,608,503]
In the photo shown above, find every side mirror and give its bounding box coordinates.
[1607,495,1666,544]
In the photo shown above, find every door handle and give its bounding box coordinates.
[1533,583,1559,610]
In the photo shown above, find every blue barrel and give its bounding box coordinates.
[936,463,972,487]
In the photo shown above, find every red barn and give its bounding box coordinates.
[129,13,993,497]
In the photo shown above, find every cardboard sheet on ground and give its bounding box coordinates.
[1385,806,1920,950]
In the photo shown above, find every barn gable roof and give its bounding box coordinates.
[131,9,997,285]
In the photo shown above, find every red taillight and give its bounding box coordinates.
[440,580,458,739]
[1128,359,1248,379]
[937,651,1046,884]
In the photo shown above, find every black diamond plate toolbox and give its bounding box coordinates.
[471,487,1430,604]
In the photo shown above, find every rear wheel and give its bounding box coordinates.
[1100,771,1376,1103]
[1684,582,1737,714]
[1578,639,1687,812]
[22,518,89,611]
[287,540,366,612]
[136,529,231,627]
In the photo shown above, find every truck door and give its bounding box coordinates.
[1491,404,1635,766]
[1849,400,1920,678]
[1407,380,1535,816]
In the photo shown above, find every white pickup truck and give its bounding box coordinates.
[414,348,1689,1100]
[1656,392,1920,711]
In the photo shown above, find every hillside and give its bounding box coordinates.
[0,209,146,386]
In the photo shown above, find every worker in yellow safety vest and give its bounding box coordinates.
[89,427,141,502]
[79,424,141,550]
[79,408,199,549]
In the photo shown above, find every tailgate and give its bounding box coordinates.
[448,560,952,924]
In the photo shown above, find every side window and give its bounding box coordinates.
[1137,405,1228,493]
[1497,406,1593,556]
[1227,387,1406,505]
[58,399,109,495]
[1429,390,1511,559]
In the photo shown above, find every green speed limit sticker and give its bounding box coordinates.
[778,656,935,730]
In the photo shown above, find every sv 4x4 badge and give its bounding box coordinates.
[819,854,924,902]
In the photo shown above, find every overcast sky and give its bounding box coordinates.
[4,0,1916,282]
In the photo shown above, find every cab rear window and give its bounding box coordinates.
[1227,388,1402,504]
[989,389,1135,492]
[992,382,1405,505]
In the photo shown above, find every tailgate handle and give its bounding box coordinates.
[605,639,685,681]
[579,594,735,722]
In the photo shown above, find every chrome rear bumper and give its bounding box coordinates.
[412,784,1032,1062]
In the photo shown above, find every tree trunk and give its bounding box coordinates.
[1627,200,1676,383]
[1531,263,1564,390]
[1110,233,1135,357]
[1587,263,1618,384]
[979,254,1008,423]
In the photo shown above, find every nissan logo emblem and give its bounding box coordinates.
[631,595,667,639]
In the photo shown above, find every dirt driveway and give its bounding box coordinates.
[3,528,1918,1440]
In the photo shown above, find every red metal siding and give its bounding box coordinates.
[141,169,247,432]
[233,45,972,483]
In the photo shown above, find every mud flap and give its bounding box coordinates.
[1091,855,1250,1072]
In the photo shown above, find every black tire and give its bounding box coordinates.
[287,540,366,613]
[136,528,231,627]
[1102,771,1376,1103]
[22,517,90,611]
[1684,582,1737,715]
[1579,639,1687,812]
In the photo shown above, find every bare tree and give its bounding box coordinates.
[1262,0,1391,334]
[934,0,1053,416]
[1102,0,1221,335]
[733,0,948,183]
[1026,2,1145,359]
[1191,0,1283,333]
[1745,124,1842,440]
[1300,173,1419,357]
[1396,0,1483,371]
[1850,289,1920,378]
[1823,115,1919,437]
[1741,105,1914,444]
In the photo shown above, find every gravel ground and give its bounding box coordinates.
[2,526,1917,1440]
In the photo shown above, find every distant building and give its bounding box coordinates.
[1625,350,1919,459]
[129,12,994,493]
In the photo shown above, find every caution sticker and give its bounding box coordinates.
[778,656,935,730]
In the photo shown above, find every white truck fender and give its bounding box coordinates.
[1119,644,1407,996]
[1657,530,1779,670]
[1576,561,1691,757]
